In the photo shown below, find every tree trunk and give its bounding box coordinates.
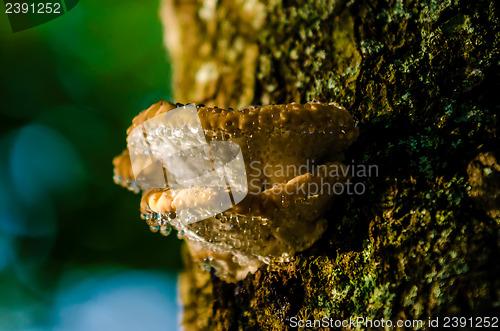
[160,0,499,329]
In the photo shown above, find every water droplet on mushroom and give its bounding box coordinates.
[113,175,122,184]
[160,224,172,236]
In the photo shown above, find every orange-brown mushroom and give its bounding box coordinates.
[113,101,359,281]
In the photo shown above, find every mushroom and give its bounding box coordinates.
[113,101,359,281]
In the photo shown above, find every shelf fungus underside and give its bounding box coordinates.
[113,101,359,281]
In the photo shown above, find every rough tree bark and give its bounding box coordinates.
[160,0,499,329]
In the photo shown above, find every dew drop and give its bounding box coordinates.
[113,175,122,184]
[160,224,172,236]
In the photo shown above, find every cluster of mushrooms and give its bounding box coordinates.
[113,101,358,281]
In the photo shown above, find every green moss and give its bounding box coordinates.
[256,0,361,105]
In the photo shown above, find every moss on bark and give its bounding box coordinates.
[162,0,500,329]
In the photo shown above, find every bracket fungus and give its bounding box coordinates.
[113,101,359,281]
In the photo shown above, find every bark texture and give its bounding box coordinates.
[160,0,499,329]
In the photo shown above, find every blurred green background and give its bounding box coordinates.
[0,1,182,329]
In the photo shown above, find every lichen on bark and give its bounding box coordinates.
[160,0,499,329]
